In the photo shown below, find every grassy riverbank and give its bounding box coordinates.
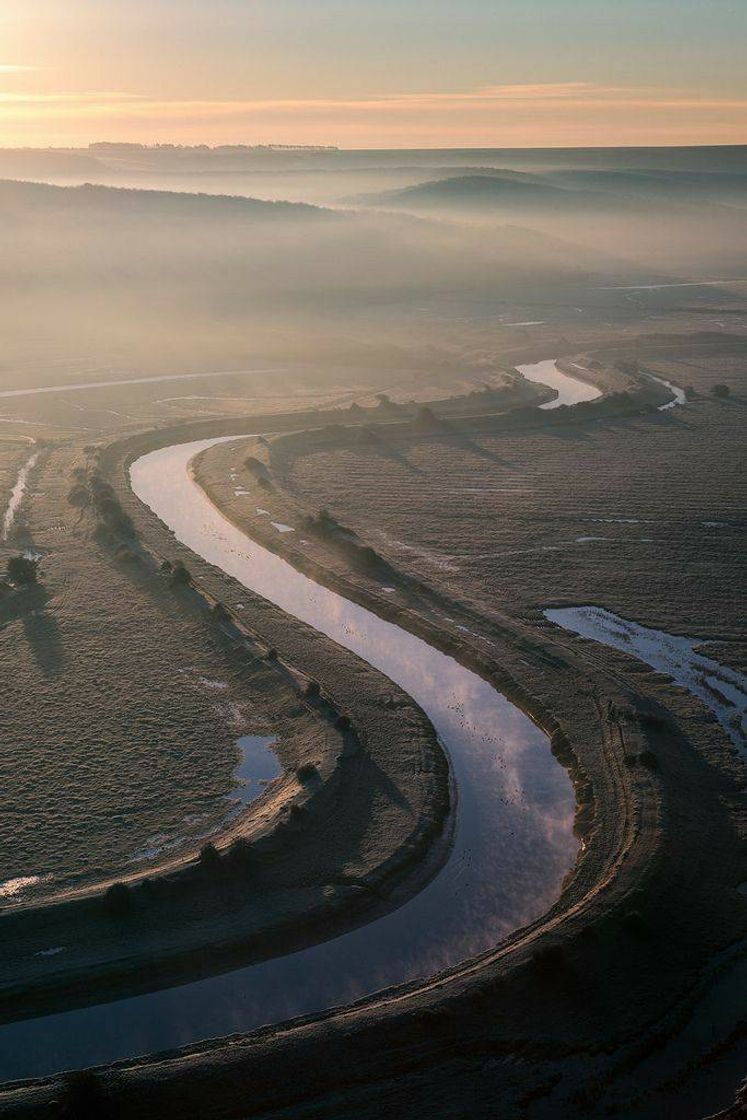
[0,423,451,1022]
[1,333,744,1117]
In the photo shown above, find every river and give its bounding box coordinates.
[517,359,603,409]
[0,435,576,1081]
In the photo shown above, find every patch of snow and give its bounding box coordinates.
[271,522,295,533]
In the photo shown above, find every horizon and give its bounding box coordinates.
[0,1,745,148]
[4,140,747,153]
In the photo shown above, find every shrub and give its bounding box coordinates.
[59,1070,114,1119]
[103,881,132,917]
[265,647,278,661]
[639,750,658,770]
[228,838,253,867]
[622,909,648,938]
[684,384,697,401]
[170,561,192,586]
[531,944,565,978]
[199,842,221,870]
[711,383,731,399]
[303,679,321,698]
[7,554,38,586]
[335,714,352,731]
[297,762,319,782]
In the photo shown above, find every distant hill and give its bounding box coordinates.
[545,169,747,207]
[0,176,624,313]
[345,172,643,213]
[0,178,331,222]
[346,167,746,215]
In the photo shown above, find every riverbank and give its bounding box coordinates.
[0,435,451,1026]
[120,401,746,1119]
[2,349,743,1116]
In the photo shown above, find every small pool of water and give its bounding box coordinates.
[545,606,746,755]
[232,735,280,807]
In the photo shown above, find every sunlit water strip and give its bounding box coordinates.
[545,606,746,755]
[1,449,38,540]
[517,359,602,410]
[0,436,575,1081]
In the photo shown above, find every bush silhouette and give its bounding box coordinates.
[199,842,222,870]
[7,554,38,586]
[170,561,192,586]
[228,838,254,868]
[103,881,132,917]
[531,944,564,979]
[711,383,731,399]
[59,1070,116,1119]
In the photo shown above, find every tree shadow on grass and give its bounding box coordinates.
[0,583,65,678]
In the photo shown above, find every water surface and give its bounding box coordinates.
[0,436,576,1080]
[517,360,602,410]
[1,449,38,540]
[545,606,746,755]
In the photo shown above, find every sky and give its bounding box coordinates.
[0,0,745,148]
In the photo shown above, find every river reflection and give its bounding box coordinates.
[0,437,575,1081]
[518,359,602,409]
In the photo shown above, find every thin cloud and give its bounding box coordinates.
[0,81,744,147]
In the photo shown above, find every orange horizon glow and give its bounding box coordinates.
[0,82,745,149]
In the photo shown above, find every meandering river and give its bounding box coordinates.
[0,435,576,1081]
[517,359,603,409]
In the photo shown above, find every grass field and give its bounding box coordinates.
[275,346,745,661]
[0,444,299,899]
